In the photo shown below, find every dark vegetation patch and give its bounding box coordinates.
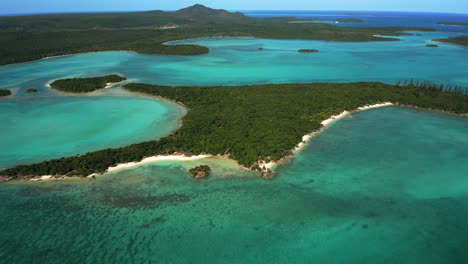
[0,90,11,97]
[433,36,468,46]
[50,74,126,93]
[2,81,467,179]
[26,88,38,93]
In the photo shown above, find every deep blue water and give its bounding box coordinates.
[244,11,468,33]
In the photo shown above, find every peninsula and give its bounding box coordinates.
[433,36,468,46]
[1,80,467,181]
[0,4,435,66]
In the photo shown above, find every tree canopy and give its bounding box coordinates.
[2,81,467,180]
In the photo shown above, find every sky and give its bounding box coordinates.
[1,0,468,15]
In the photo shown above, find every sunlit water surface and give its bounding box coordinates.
[1,11,468,263]
[1,107,467,263]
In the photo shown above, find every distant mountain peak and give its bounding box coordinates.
[171,4,246,19]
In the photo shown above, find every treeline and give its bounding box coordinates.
[0,90,11,97]
[0,5,435,65]
[433,36,468,46]
[2,81,467,179]
[396,80,468,95]
[50,75,126,93]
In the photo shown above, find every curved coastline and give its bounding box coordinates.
[2,79,468,182]
[24,102,395,182]
[259,102,394,174]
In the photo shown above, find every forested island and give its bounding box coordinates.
[0,4,435,65]
[189,165,212,178]
[298,49,319,53]
[1,80,467,181]
[26,88,38,93]
[0,90,11,97]
[433,36,468,46]
[437,22,468,27]
[426,44,438,47]
[50,75,126,93]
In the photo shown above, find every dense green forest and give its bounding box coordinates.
[2,81,467,180]
[0,4,434,65]
[50,75,126,93]
[0,90,11,97]
[433,36,468,46]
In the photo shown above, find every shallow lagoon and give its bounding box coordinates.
[0,95,186,170]
[1,13,468,262]
[1,32,467,168]
[1,32,467,91]
[1,106,467,263]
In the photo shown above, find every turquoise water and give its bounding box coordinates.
[0,95,186,170]
[1,13,468,262]
[1,106,467,263]
[1,32,467,90]
[1,32,466,170]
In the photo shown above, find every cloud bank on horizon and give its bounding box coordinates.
[1,0,468,14]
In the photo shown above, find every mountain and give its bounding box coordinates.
[169,4,246,20]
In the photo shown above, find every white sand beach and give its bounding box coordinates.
[295,102,393,153]
[106,154,211,173]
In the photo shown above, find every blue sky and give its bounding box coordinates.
[2,0,468,15]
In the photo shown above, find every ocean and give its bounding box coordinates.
[0,11,467,263]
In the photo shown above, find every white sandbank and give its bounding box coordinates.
[106,154,211,173]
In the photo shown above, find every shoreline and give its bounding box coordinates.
[7,101,468,183]
[41,50,138,61]
[45,75,129,95]
[258,102,394,176]
[106,154,212,173]
[298,102,393,153]
[99,102,395,179]
[162,36,253,45]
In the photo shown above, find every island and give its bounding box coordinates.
[0,4,435,66]
[437,22,468,27]
[433,36,468,46]
[189,165,212,178]
[298,49,319,53]
[426,44,438,47]
[326,19,364,23]
[49,75,126,93]
[1,79,467,182]
[26,88,38,93]
[0,90,11,97]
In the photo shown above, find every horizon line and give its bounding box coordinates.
[1,9,468,17]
